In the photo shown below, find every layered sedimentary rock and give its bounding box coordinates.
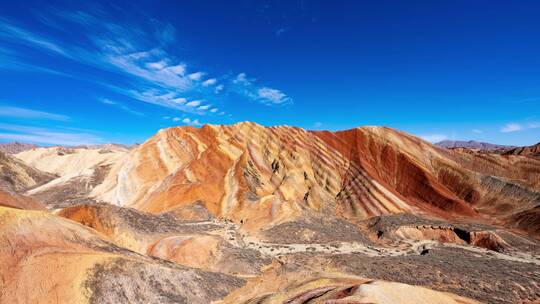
[58,203,270,276]
[0,204,494,303]
[0,206,245,303]
[504,142,540,157]
[15,146,128,177]
[14,146,127,207]
[84,123,539,236]
[2,123,539,304]
[12,123,538,236]
[223,273,480,304]
[0,190,45,210]
[0,151,52,210]
[0,151,54,193]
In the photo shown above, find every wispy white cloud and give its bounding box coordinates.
[2,9,291,116]
[52,10,100,26]
[186,100,201,107]
[257,87,291,105]
[164,116,201,126]
[233,72,251,85]
[69,19,228,115]
[0,123,102,146]
[181,117,202,126]
[419,134,449,143]
[0,18,68,56]
[125,89,205,115]
[500,123,524,133]
[99,98,143,116]
[231,72,292,105]
[146,60,168,70]
[500,120,540,133]
[472,129,483,134]
[214,84,224,93]
[528,122,540,129]
[202,78,217,87]
[1,14,208,115]
[0,106,69,121]
[102,50,193,91]
[188,72,204,81]
[0,19,74,76]
[0,43,71,77]
[173,97,187,104]
[0,57,71,77]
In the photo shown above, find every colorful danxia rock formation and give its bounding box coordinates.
[1,123,539,303]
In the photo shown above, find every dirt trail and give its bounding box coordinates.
[205,220,540,266]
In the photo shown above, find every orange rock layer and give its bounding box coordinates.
[91,123,539,235]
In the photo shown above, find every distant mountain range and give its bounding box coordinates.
[0,141,136,154]
[70,143,133,151]
[0,142,38,154]
[435,140,515,151]
[436,140,540,157]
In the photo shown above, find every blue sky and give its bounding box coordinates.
[0,1,539,146]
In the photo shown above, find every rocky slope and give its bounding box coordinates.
[223,272,481,304]
[0,151,54,193]
[503,142,540,157]
[0,206,244,303]
[0,151,52,210]
[14,146,128,207]
[0,190,45,210]
[1,123,539,304]
[84,123,540,236]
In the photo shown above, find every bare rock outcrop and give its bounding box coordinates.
[0,151,55,193]
[504,142,540,157]
[222,269,479,304]
[0,206,244,303]
[58,203,271,275]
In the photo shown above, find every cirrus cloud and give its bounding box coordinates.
[0,105,69,121]
[0,122,103,146]
[231,72,292,106]
[257,87,291,105]
[202,78,217,87]
[501,123,524,133]
[1,7,293,120]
